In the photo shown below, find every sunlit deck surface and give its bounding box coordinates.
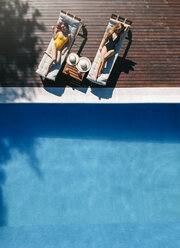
[0,0,180,88]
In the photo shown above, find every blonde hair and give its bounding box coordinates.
[105,23,125,40]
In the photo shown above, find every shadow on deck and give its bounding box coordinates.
[1,0,180,88]
[0,0,45,86]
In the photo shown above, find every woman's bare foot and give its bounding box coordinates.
[44,69,49,76]
[93,74,98,81]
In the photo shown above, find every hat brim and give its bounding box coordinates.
[76,57,91,73]
[67,53,79,66]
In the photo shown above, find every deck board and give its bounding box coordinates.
[0,0,180,87]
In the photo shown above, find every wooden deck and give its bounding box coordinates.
[0,0,180,88]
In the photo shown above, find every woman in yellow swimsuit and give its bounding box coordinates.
[44,22,71,76]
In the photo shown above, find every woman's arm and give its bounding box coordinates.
[99,39,106,51]
[99,31,110,52]
[52,26,58,40]
[99,35,108,52]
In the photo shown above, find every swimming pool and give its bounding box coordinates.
[0,104,180,247]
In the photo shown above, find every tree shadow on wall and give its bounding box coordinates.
[0,0,45,85]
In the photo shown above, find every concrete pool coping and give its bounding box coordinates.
[0,87,180,103]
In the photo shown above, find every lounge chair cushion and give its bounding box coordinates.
[87,18,130,86]
[36,12,80,81]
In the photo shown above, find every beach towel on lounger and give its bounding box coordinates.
[36,11,81,81]
[87,18,130,86]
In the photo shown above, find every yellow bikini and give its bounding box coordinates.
[54,32,68,50]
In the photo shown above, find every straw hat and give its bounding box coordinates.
[67,53,79,66]
[76,57,91,72]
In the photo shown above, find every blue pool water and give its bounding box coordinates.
[0,104,180,247]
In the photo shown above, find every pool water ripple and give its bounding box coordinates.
[3,138,180,226]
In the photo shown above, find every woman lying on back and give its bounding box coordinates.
[93,22,127,81]
[44,21,71,76]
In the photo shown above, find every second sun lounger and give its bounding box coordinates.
[87,15,132,86]
[36,10,82,81]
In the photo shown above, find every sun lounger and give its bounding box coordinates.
[87,15,132,86]
[36,10,82,81]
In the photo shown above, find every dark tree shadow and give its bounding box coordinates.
[0,106,43,226]
[0,140,10,226]
[0,136,43,227]
[0,87,37,102]
[0,183,7,226]
[0,138,43,227]
[8,137,43,178]
[0,0,45,86]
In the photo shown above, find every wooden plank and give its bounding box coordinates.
[0,0,180,88]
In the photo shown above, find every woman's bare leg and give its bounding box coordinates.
[97,49,114,77]
[44,42,57,76]
[56,50,61,63]
[93,46,107,81]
